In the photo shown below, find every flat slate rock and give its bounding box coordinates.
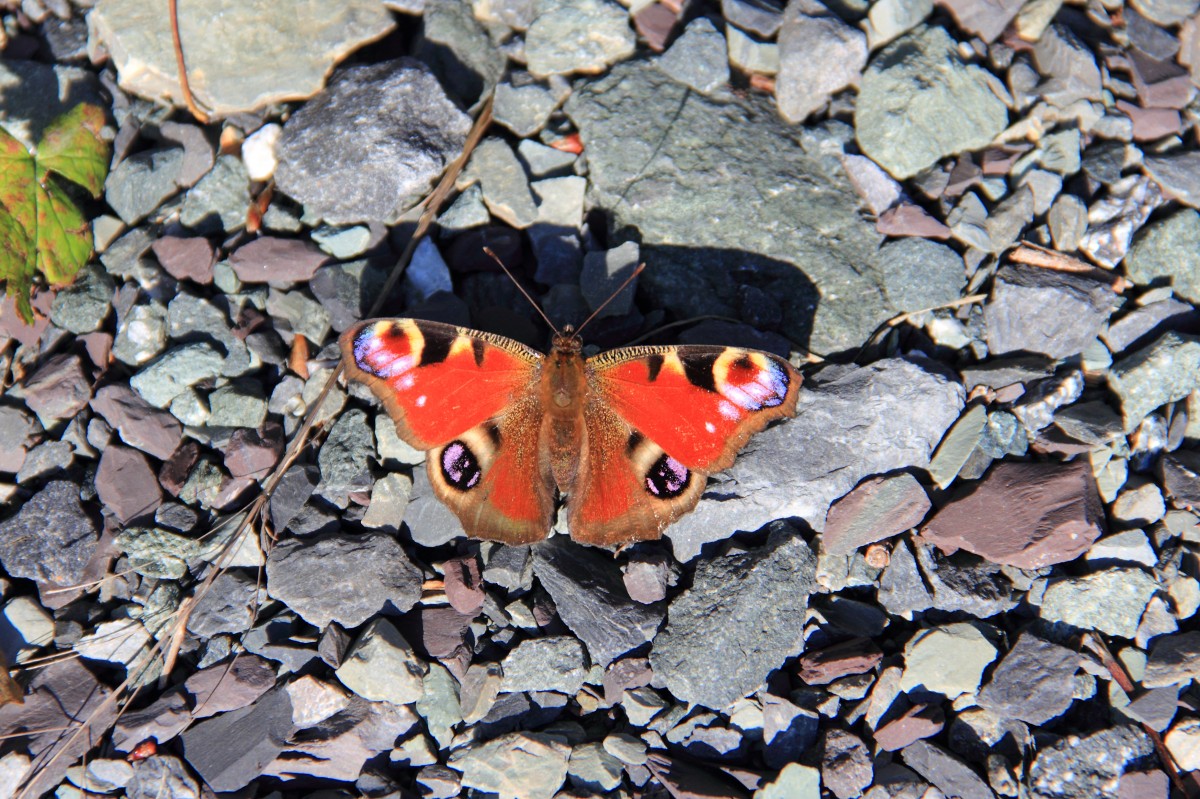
[452,731,570,799]
[275,58,471,224]
[180,688,294,792]
[985,265,1116,359]
[978,632,1079,724]
[533,537,664,666]
[565,58,888,354]
[88,0,395,116]
[902,740,995,799]
[91,384,183,460]
[0,480,99,586]
[651,524,817,709]
[667,358,963,561]
[822,472,931,555]
[266,530,422,628]
[920,460,1105,569]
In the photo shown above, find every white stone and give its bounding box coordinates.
[242,123,281,181]
[286,675,352,727]
[1166,718,1200,771]
[74,618,151,667]
[1,596,54,661]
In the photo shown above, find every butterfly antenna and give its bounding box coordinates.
[483,247,560,335]
[576,263,646,337]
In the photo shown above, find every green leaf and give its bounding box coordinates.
[0,103,110,325]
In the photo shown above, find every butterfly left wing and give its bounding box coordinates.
[341,319,555,544]
[568,345,801,545]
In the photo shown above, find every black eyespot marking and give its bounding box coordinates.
[472,337,486,367]
[441,441,481,491]
[484,421,502,448]
[646,354,664,382]
[645,453,690,499]
[682,353,719,393]
[732,353,754,371]
[626,431,645,456]
[415,321,452,365]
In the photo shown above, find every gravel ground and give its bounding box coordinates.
[1,0,1199,797]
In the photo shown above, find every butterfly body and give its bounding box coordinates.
[341,318,800,547]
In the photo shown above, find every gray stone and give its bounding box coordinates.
[1031,24,1103,109]
[651,525,816,709]
[405,465,464,547]
[187,570,260,637]
[1086,529,1158,568]
[130,343,225,408]
[416,662,462,749]
[484,544,534,592]
[856,26,1008,180]
[316,407,373,506]
[180,689,294,792]
[49,265,114,334]
[822,472,930,555]
[113,301,168,367]
[125,756,199,799]
[666,358,963,561]
[91,385,181,462]
[336,618,427,704]
[501,636,587,694]
[74,618,151,668]
[438,183,491,232]
[1143,631,1200,688]
[1109,332,1200,432]
[726,24,780,75]
[776,9,866,123]
[266,531,422,628]
[1039,568,1158,638]
[111,690,191,751]
[525,0,635,78]
[866,0,934,46]
[15,441,72,484]
[1143,150,1200,208]
[87,0,395,116]
[0,480,97,585]
[1123,685,1180,731]
[1132,0,1200,25]
[821,728,873,799]
[659,17,730,96]
[517,139,578,177]
[310,258,390,331]
[418,0,506,104]
[900,622,997,699]
[179,155,251,234]
[1125,209,1200,303]
[494,80,559,137]
[902,740,994,799]
[206,381,268,428]
[565,59,887,354]
[275,59,471,224]
[978,632,1078,724]
[185,654,276,718]
[467,137,539,228]
[533,537,664,666]
[568,741,623,792]
[453,731,570,799]
[875,238,965,314]
[104,147,184,224]
[1105,299,1199,354]
[1029,725,1153,799]
[985,265,1115,359]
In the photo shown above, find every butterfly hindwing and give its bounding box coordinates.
[567,344,801,545]
[340,319,553,543]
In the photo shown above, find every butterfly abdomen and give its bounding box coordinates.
[541,343,589,491]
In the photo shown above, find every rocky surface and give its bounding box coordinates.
[1,0,1199,797]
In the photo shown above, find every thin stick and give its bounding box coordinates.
[575,263,646,336]
[483,247,559,334]
[168,0,211,124]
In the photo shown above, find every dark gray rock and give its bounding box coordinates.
[316,407,374,506]
[666,358,963,561]
[126,755,199,799]
[483,544,535,593]
[187,570,261,637]
[902,740,995,799]
[180,688,294,792]
[267,531,422,628]
[533,537,664,666]
[1108,332,1200,432]
[1029,725,1153,799]
[985,265,1115,358]
[179,154,251,234]
[856,26,1009,180]
[1143,631,1200,688]
[875,238,965,313]
[500,635,587,694]
[821,728,873,799]
[878,539,934,618]
[978,632,1078,724]
[105,147,184,224]
[49,265,115,334]
[269,463,320,533]
[111,689,192,751]
[565,59,886,354]
[651,524,816,709]
[1104,299,1199,354]
[418,0,506,105]
[0,480,98,585]
[1032,24,1104,108]
[185,655,276,718]
[310,258,391,332]
[915,545,1019,618]
[405,464,465,547]
[275,59,471,224]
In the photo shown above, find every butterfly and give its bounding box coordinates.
[339,317,801,546]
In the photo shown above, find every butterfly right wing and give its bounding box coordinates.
[341,319,554,543]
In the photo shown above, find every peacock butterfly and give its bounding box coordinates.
[339,314,800,546]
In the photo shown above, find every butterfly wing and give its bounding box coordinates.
[568,345,800,545]
[341,319,554,543]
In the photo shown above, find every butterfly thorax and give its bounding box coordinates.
[542,332,587,489]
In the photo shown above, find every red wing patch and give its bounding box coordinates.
[589,345,800,473]
[340,319,542,450]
